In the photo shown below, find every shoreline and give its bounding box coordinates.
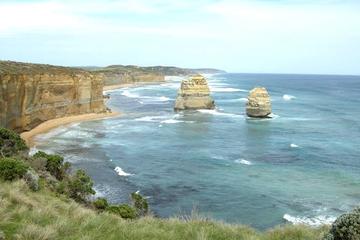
[103,81,165,91]
[21,81,166,147]
[20,112,120,147]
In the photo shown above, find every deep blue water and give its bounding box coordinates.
[33,73,360,229]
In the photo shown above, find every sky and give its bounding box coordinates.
[0,0,359,74]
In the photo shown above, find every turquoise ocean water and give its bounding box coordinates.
[33,73,360,229]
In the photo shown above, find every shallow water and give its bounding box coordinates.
[34,73,360,229]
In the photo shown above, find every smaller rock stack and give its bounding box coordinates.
[174,74,215,111]
[246,87,272,118]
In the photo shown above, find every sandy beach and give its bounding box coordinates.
[21,81,165,147]
[20,112,120,147]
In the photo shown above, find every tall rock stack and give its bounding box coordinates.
[174,74,215,111]
[246,87,272,118]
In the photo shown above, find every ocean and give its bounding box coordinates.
[32,73,360,230]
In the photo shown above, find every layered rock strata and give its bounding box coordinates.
[0,61,106,132]
[174,74,215,110]
[246,87,272,118]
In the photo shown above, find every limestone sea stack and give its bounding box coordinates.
[246,87,272,118]
[174,74,215,111]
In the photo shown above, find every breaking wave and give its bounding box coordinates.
[134,116,168,122]
[290,143,299,148]
[197,109,243,118]
[121,90,170,102]
[121,90,140,98]
[114,166,133,176]
[210,87,248,92]
[283,94,296,101]
[160,119,185,124]
[283,214,336,227]
[234,159,253,165]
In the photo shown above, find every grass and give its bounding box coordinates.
[0,180,329,240]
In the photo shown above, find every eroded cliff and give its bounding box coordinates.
[90,65,165,87]
[0,61,106,132]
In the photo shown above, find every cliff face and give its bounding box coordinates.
[99,71,164,86]
[0,61,106,132]
[174,74,215,110]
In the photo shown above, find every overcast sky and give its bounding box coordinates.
[0,0,359,74]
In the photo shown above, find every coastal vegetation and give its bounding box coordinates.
[1,127,358,240]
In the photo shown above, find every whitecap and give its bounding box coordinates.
[283,214,336,227]
[155,96,171,101]
[121,90,139,98]
[160,119,184,124]
[238,98,248,102]
[197,109,242,118]
[234,159,253,165]
[283,94,296,101]
[268,113,280,119]
[114,166,133,176]
[290,143,299,148]
[134,116,167,122]
[210,87,248,92]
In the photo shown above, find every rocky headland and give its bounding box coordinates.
[246,87,272,118]
[0,61,107,133]
[86,65,225,89]
[174,74,215,110]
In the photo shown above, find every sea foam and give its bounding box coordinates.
[210,87,248,92]
[121,90,140,98]
[234,159,253,165]
[114,166,133,176]
[283,214,336,227]
[283,94,296,101]
[197,109,242,118]
[160,119,185,124]
[290,143,299,148]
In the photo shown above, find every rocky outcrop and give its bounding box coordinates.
[246,87,272,118]
[174,74,215,110]
[0,61,106,132]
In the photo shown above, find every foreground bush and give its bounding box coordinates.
[67,169,95,203]
[131,192,149,216]
[33,151,70,180]
[0,127,28,157]
[0,158,28,181]
[93,197,109,210]
[106,204,138,219]
[324,207,360,240]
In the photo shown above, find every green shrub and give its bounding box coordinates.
[0,158,28,181]
[93,197,109,211]
[106,204,137,219]
[23,169,40,191]
[55,181,68,195]
[0,127,28,157]
[324,207,360,240]
[67,169,95,203]
[131,192,149,216]
[33,151,70,180]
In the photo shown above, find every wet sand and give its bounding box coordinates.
[20,112,120,147]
